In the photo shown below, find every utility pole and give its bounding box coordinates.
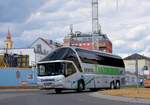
[135,56,139,89]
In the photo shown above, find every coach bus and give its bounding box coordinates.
[37,47,125,93]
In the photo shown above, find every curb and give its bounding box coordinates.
[0,89,40,93]
[0,86,38,89]
[89,92,150,104]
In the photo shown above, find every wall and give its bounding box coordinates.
[125,73,137,86]
[0,68,37,87]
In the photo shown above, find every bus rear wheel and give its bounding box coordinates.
[77,80,85,92]
[90,88,97,92]
[55,89,62,94]
[115,81,120,89]
[110,82,115,89]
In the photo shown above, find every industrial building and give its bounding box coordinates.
[64,32,112,53]
[0,48,35,67]
[124,53,150,74]
[124,53,150,85]
[63,0,112,53]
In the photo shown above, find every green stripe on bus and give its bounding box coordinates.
[93,65,120,75]
[85,78,94,86]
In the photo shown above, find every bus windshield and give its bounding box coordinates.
[37,62,65,76]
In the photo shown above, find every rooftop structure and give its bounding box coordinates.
[63,0,112,53]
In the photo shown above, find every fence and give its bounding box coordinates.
[0,68,37,87]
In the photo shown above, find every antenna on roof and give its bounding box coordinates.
[92,0,100,34]
[70,24,73,35]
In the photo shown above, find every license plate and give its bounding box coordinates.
[44,83,53,86]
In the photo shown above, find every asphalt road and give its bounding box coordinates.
[0,90,147,105]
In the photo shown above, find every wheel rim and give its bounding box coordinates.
[116,82,120,88]
[79,83,83,90]
[111,83,114,89]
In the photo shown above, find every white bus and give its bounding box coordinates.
[37,47,125,93]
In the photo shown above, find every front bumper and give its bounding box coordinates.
[37,82,64,89]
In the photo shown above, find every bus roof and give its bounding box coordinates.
[62,46,122,59]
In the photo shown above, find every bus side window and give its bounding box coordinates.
[65,63,76,77]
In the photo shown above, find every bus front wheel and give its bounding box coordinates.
[77,80,85,92]
[115,81,120,89]
[110,82,115,89]
[55,89,62,94]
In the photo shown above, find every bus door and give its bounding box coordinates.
[64,62,78,89]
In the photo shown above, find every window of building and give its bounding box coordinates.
[6,43,9,48]
[44,49,46,55]
[37,44,42,53]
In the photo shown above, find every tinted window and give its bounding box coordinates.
[98,55,125,67]
[76,48,125,68]
[65,63,76,77]
[64,49,82,72]
[76,49,98,64]
[41,48,69,61]
[37,62,65,76]
[41,48,83,72]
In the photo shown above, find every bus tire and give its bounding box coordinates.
[55,89,62,94]
[110,82,115,89]
[115,81,120,89]
[90,88,97,92]
[77,80,85,92]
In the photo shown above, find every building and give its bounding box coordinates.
[0,37,62,67]
[124,53,150,74]
[63,32,112,53]
[0,53,30,68]
[0,34,62,67]
[0,29,62,67]
[124,53,150,85]
[4,29,13,49]
[63,0,112,53]
[30,37,62,62]
[0,48,35,67]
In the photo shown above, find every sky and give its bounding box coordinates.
[0,0,150,58]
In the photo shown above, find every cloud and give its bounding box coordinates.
[113,40,125,48]
[39,0,66,13]
[0,39,4,48]
[0,0,150,58]
[125,26,147,41]
[0,0,45,23]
